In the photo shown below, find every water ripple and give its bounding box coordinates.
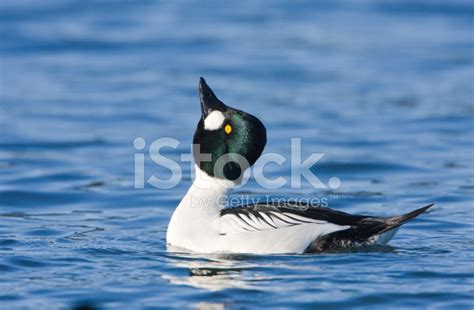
[0,0,472,309]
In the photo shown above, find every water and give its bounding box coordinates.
[1,0,473,309]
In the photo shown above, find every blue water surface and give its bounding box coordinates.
[0,1,473,309]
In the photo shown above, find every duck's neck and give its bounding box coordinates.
[179,166,235,213]
[166,166,235,248]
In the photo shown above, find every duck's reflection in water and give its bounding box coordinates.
[192,302,226,310]
[163,251,263,291]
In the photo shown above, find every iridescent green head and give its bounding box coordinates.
[193,78,267,182]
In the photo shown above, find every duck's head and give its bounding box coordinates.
[193,77,266,183]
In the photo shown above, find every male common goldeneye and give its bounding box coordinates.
[166,77,433,254]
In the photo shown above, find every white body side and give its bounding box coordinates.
[166,167,358,254]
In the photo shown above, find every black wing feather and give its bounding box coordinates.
[221,201,367,226]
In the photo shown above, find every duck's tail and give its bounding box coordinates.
[305,203,434,252]
[379,203,434,234]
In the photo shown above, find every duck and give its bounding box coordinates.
[166,77,433,254]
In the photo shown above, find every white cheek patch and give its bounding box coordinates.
[204,110,225,130]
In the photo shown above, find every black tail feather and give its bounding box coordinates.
[305,203,434,252]
[381,203,434,233]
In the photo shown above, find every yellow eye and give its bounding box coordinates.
[224,124,232,135]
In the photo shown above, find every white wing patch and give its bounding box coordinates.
[204,110,225,130]
[220,211,329,234]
